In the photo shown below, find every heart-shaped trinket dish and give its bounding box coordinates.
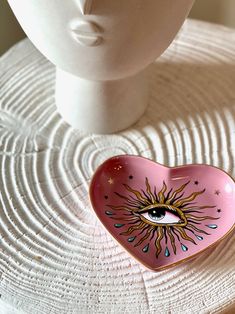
[89,155,235,271]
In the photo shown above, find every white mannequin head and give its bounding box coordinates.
[8,0,194,81]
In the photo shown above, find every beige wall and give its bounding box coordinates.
[1,0,235,56]
[0,1,25,56]
[190,0,235,27]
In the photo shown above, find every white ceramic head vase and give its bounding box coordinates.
[8,0,194,133]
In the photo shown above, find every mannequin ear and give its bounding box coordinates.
[77,0,93,15]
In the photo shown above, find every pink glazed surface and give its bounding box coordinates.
[90,155,235,270]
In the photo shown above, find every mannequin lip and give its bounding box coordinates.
[71,30,103,47]
[70,20,103,47]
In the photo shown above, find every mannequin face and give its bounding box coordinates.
[8,0,194,80]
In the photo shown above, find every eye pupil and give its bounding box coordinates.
[148,208,166,221]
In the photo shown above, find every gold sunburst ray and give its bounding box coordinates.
[114,192,144,208]
[141,189,153,204]
[123,184,150,204]
[153,186,160,203]
[128,194,146,207]
[165,187,173,202]
[158,181,167,203]
[110,216,141,222]
[120,221,147,236]
[185,214,219,221]
[169,192,185,205]
[182,205,216,212]
[108,205,134,212]
[165,181,190,205]
[187,224,210,235]
[174,227,196,244]
[174,189,206,208]
[183,210,204,214]
[145,177,156,203]
[186,219,203,225]
[138,224,151,235]
[134,226,155,247]
[155,227,164,257]
[166,226,177,254]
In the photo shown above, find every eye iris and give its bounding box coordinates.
[148,208,166,221]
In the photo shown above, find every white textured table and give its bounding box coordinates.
[0,19,235,314]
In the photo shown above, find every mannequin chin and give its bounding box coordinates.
[8,0,194,133]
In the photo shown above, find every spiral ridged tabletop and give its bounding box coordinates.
[0,20,235,314]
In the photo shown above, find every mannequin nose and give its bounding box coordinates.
[77,0,93,15]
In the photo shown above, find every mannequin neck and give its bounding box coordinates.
[55,68,149,134]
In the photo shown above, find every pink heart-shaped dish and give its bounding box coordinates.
[89,155,235,271]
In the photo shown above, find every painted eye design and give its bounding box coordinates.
[136,204,186,226]
[141,206,181,224]
[106,178,218,257]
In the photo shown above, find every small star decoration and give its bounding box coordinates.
[108,178,114,185]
